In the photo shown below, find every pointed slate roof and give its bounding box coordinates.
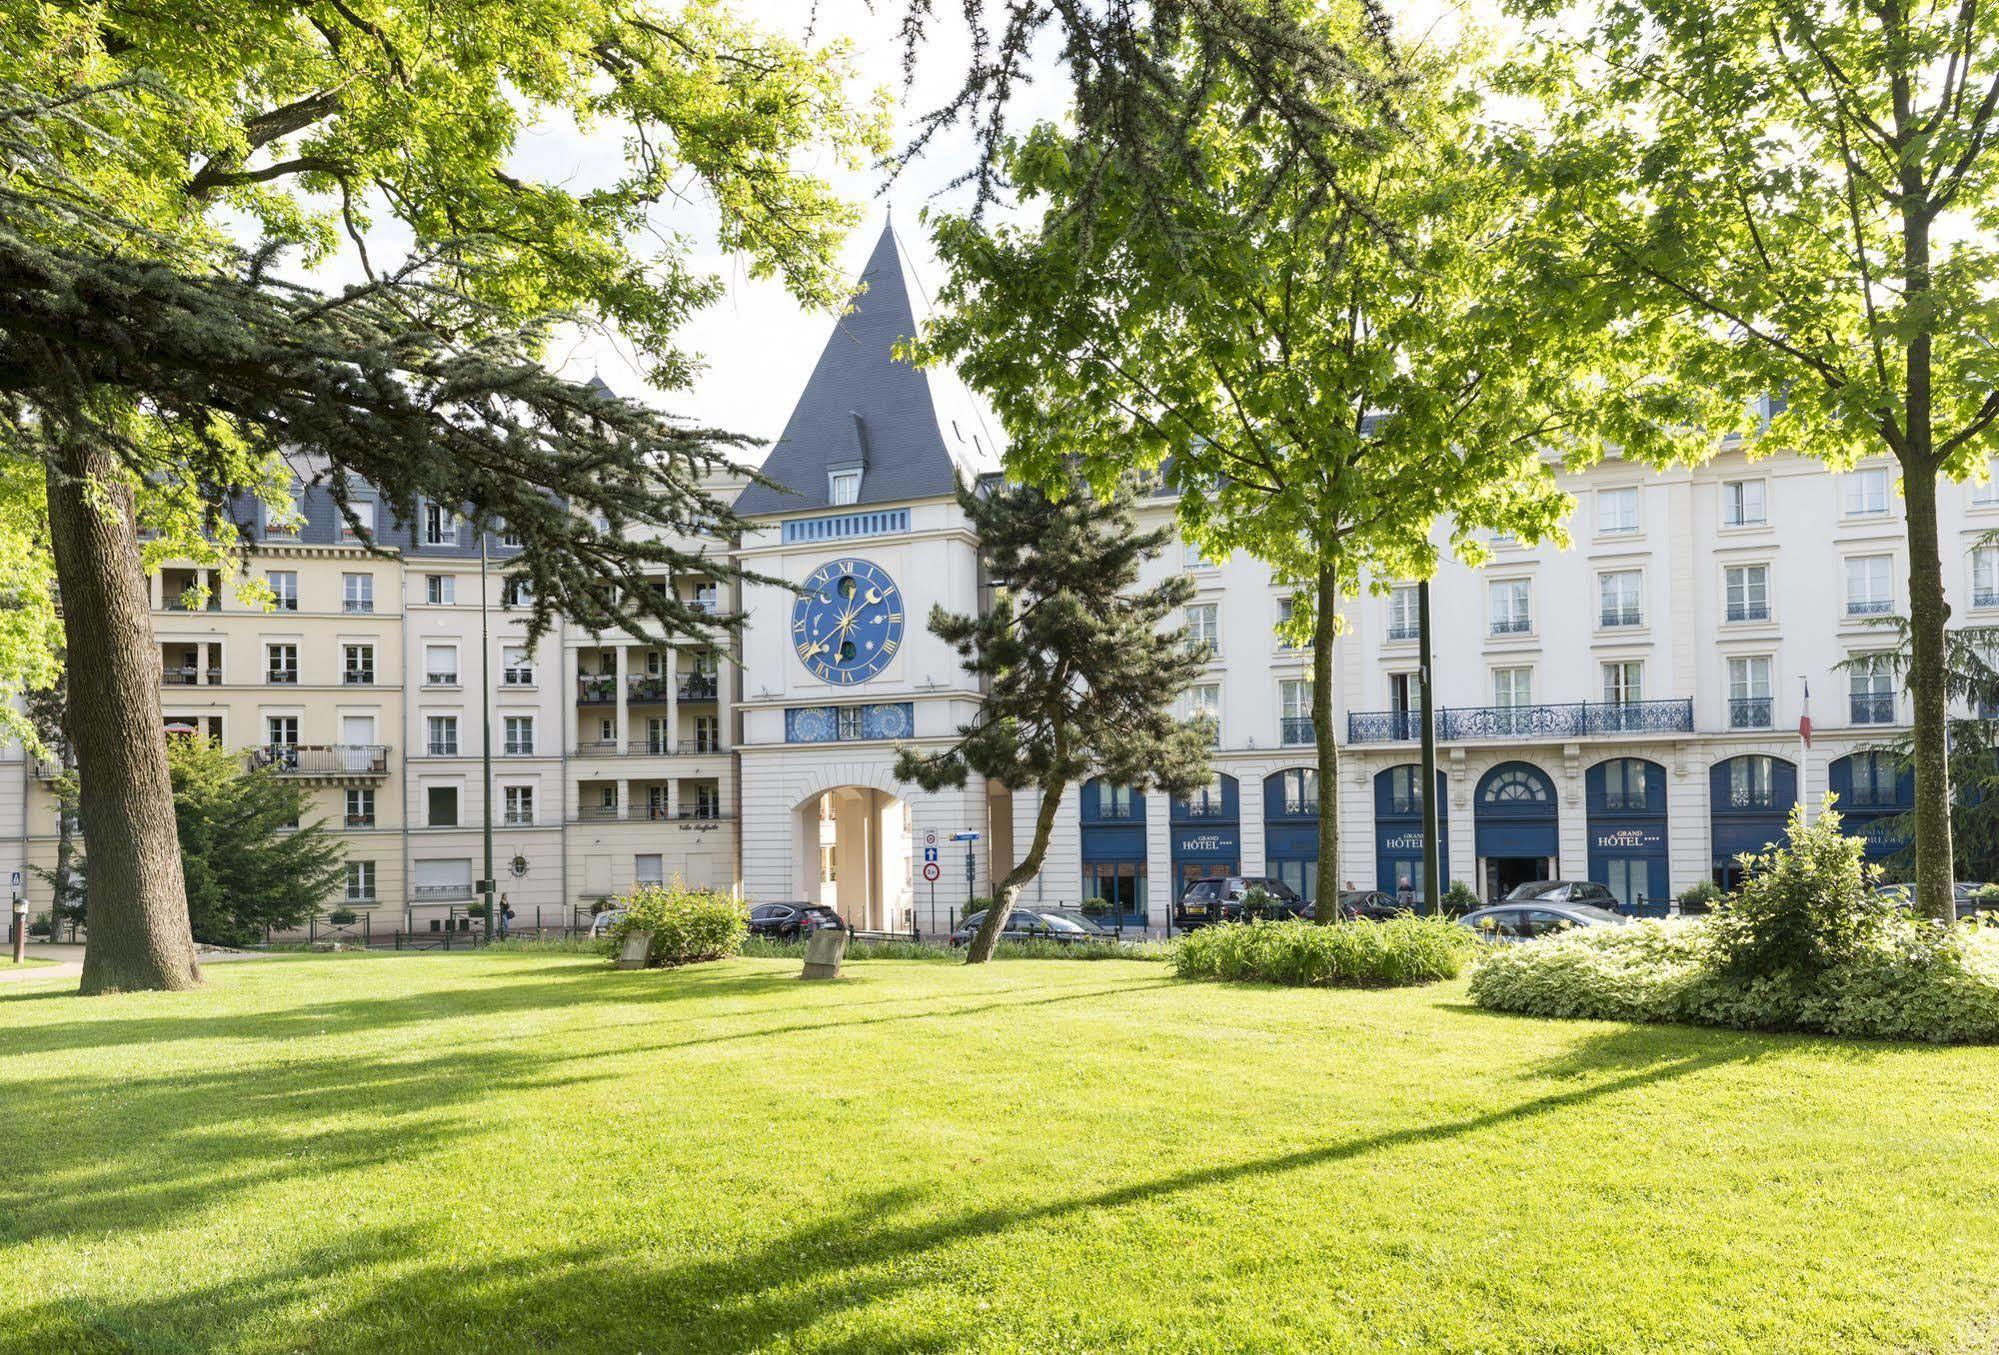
[735,221,995,517]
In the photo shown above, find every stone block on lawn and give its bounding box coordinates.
[802,927,847,980]
[616,930,654,970]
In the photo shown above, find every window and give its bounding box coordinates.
[267,571,298,612]
[1846,750,1903,807]
[1725,564,1770,622]
[502,646,534,686]
[1722,479,1767,527]
[1489,579,1532,635]
[1844,466,1891,517]
[424,644,459,686]
[1728,656,1773,728]
[425,575,455,606]
[1273,767,1318,816]
[1181,776,1226,818]
[265,643,298,684]
[1602,660,1644,705]
[1493,666,1533,707]
[1180,683,1221,746]
[423,501,458,546]
[1386,585,1419,641]
[342,644,375,685]
[502,576,533,609]
[1598,570,1643,628]
[342,573,374,613]
[265,715,299,749]
[1729,755,1776,809]
[636,853,664,886]
[1601,758,1651,812]
[427,785,460,827]
[1850,654,1896,724]
[1482,767,1552,803]
[828,470,861,506]
[1846,555,1894,616]
[344,788,375,828]
[1976,547,1999,608]
[1975,459,1999,506]
[1098,783,1137,819]
[1387,765,1422,815]
[340,500,376,542]
[689,782,721,819]
[426,715,459,756]
[1280,679,1313,745]
[503,715,535,755]
[693,715,719,753]
[597,784,619,815]
[693,582,719,614]
[1597,486,1639,534]
[503,785,535,826]
[265,484,304,538]
[499,520,521,548]
[345,861,376,902]
[1185,603,1219,657]
[836,706,864,740]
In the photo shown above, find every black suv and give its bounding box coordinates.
[747,902,847,938]
[1174,875,1306,929]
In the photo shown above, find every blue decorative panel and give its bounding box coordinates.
[782,510,911,544]
[784,702,915,744]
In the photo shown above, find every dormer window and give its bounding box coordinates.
[829,470,861,506]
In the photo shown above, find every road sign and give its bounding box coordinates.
[923,847,938,863]
[922,861,941,883]
[923,830,938,848]
[950,831,981,842]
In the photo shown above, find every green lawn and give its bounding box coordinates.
[4,953,1999,1353]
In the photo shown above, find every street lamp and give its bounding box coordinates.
[1419,580,1441,913]
[480,533,496,943]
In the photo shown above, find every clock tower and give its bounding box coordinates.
[731,222,1005,931]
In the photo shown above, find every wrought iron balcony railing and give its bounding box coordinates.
[1280,716,1314,746]
[250,744,390,777]
[680,674,720,701]
[1726,604,1771,623]
[628,675,671,702]
[1847,598,1894,616]
[576,675,617,704]
[1347,698,1695,744]
[1385,622,1419,642]
[1728,696,1773,729]
[1490,616,1533,635]
[1851,693,1898,724]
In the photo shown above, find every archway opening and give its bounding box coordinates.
[1475,761,1559,903]
[798,786,913,933]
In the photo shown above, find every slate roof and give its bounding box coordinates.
[735,221,996,518]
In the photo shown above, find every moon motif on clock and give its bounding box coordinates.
[792,558,904,685]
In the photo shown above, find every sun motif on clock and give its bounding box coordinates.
[792,558,904,685]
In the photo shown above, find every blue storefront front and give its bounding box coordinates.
[1373,765,1449,903]
[1827,751,1914,865]
[1172,774,1241,899]
[1079,777,1149,926]
[1586,758,1670,911]
[1709,754,1798,888]
[1264,768,1319,902]
[1475,761,1559,902]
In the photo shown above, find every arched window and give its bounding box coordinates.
[1268,768,1318,816]
[1481,766,1552,803]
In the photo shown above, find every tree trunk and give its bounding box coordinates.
[1312,563,1342,922]
[44,433,200,992]
[1899,169,1956,923]
[1903,459,1956,922]
[965,778,1066,964]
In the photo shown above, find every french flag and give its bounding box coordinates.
[1799,677,1812,749]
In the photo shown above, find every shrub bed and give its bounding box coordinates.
[736,936,1172,962]
[603,883,747,968]
[1470,806,1999,1043]
[1173,915,1479,988]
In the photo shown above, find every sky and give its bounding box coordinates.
[312,0,1502,455]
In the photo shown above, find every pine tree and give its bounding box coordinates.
[895,476,1213,964]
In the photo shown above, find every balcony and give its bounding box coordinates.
[628,675,671,703]
[1728,696,1773,730]
[411,882,474,902]
[1847,598,1894,617]
[344,814,376,829]
[571,806,734,824]
[1599,608,1643,629]
[1347,698,1695,744]
[1851,693,1898,725]
[250,744,390,778]
[577,675,617,705]
[680,674,719,702]
[425,670,459,687]
[1726,604,1770,623]
[266,669,299,685]
[342,670,375,686]
[1280,716,1314,746]
[1490,617,1532,635]
[162,666,222,686]
[1180,800,1227,819]
[342,600,374,614]
[1386,622,1419,642]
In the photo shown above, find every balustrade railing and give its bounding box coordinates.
[1348,698,1695,744]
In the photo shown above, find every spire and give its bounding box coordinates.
[735,219,993,517]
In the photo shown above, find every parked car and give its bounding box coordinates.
[1500,880,1622,908]
[1173,875,1307,929]
[747,902,847,938]
[1335,890,1406,921]
[1038,906,1119,936]
[1459,902,1630,942]
[587,908,627,939]
[951,908,1094,946]
[1877,881,1998,917]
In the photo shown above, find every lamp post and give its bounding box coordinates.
[480,534,496,943]
[1419,580,1442,913]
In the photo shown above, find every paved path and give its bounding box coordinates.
[0,944,271,986]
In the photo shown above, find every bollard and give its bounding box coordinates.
[11,893,25,964]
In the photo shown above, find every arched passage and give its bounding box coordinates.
[1475,760,1559,903]
[794,784,913,932]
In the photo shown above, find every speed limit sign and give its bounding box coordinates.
[922,861,941,883]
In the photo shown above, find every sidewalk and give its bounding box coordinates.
[0,943,271,985]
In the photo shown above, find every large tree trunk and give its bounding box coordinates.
[1312,563,1342,922]
[965,778,1065,964]
[44,433,200,992]
[1903,459,1956,922]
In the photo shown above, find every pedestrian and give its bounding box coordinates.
[498,893,514,940]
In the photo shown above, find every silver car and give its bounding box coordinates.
[1459,902,1630,942]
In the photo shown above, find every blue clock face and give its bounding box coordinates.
[792,557,904,685]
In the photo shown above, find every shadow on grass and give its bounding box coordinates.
[2,965,1777,1353]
